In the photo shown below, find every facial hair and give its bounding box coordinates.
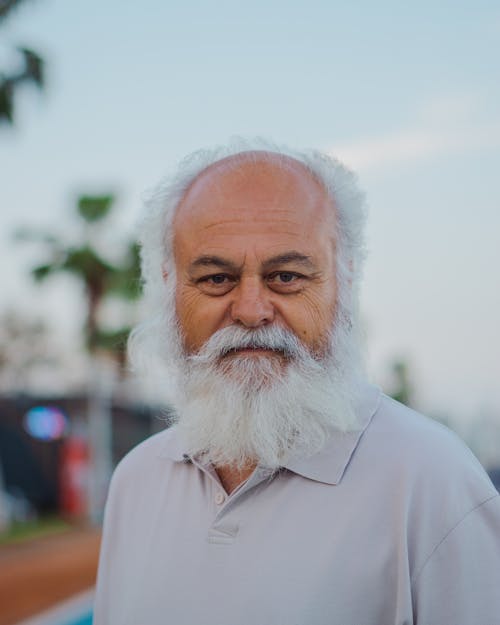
[170,322,361,470]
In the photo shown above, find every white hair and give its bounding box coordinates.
[129,137,368,382]
[177,321,366,468]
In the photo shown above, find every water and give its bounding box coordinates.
[67,615,92,625]
[23,591,94,625]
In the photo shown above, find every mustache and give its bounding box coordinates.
[188,325,304,363]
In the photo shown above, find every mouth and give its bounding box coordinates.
[221,346,281,358]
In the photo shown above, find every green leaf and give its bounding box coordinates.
[32,263,56,281]
[77,195,114,222]
[89,327,131,354]
[13,227,59,244]
[63,246,115,278]
[18,47,44,88]
[0,0,28,22]
[105,241,142,300]
[0,79,14,123]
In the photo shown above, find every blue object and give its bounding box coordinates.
[23,406,68,441]
[71,614,93,625]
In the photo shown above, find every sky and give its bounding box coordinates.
[1,0,499,428]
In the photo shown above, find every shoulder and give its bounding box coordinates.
[371,393,465,448]
[354,394,500,580]
[108,426,181,494]
[361,393,498,537]
[357,394,497,513]
[370,394,493,486]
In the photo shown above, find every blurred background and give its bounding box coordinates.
[1,1,499,623]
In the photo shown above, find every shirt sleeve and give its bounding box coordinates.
[411,494,500,625]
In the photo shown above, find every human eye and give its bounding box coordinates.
[196,273,236,295]
[267,271,305,292]
[207,274,229,285]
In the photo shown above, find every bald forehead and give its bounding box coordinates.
[177,151,331,214]
[197,151,315,183]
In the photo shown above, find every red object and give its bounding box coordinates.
[59,436,89,517]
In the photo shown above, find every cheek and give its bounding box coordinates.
[175,287,198,324]
[284,289,336,344]
[175,287,228,349]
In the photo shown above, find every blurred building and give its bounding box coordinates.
[0,394,169,523]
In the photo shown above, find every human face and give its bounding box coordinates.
[171,153,338,360]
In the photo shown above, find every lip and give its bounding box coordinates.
[225,347,277,356]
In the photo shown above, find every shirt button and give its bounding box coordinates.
[214,492,225,505]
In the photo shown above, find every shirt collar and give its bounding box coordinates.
[158,426,188,462]
[159,382,381,486]
[282,382,380,485]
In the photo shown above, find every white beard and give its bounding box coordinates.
[169,320,362,470]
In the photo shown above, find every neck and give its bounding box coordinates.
[215,462,258,494]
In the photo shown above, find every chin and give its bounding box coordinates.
[215,353,288,391]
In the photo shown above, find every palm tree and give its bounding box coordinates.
[18,192,142,523]
[0,0,45,125]
[22,193,141,365]
[389,359,413,407]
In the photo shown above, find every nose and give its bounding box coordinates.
[230,278,275,328]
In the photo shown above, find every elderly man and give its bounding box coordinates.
[94,141,500,625]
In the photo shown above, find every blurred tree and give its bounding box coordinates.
[0,0,44,124]
[16,193,139,523]
[389,359,413,407]
[18,194,142,368]
[0,311,55,392]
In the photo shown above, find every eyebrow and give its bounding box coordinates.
[190,255,241,272]
[190,251,316,274]
[261,252,316,271]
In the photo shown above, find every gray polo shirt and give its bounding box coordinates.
[94,384,500,625]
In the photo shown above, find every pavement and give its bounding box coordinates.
[0,528,101,625]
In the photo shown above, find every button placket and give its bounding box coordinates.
[214,491,225,505]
